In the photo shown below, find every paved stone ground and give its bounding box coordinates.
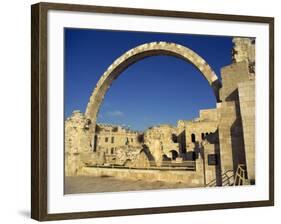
[65,176,194,194]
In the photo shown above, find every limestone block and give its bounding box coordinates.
[238,80,255,181]
[220,61,251,102]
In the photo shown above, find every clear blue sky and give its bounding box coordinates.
[64,28,233,131]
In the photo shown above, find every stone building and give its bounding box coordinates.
[93,124,143,166]
[64,37,255,187]
[143,125,179,166]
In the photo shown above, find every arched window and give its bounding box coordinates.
[191,133,196,143]
[172,134,178,143]
[201,133,205,140]
[170,150,178,160]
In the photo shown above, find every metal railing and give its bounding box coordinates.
[206,170,234,187]
[88,160,196,171]
[149,161,196,170]
[234,164,246,186]
[206,164,247,187]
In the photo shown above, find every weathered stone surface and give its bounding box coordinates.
[65,111,92,175]
[79,167,204,186]
[232,37,255,73]
[218,101,237,173]
[217,38,255,183]
[238,80,255,181]
[220,61,251,102]
[144,125,179,165]
[93,124,142,166]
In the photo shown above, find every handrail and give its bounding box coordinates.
[149,160,195,168]
[88,161,196,171]
[206,169,234,187]
[206,164,247,187]
[234,164,246,186]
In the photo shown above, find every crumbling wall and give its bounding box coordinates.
[93,124,143,166]
[144,125,179,166]
[133,150,150,168]
[232,37,255,73]
[182,109,218,152]
[95,124,141,150]
[65,111,92,176]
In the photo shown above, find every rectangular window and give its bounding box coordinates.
[111,136,114,143]
[105,137,108,142]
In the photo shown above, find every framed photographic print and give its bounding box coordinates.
[31,2,274,221]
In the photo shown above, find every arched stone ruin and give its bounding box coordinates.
[84,41,222,149]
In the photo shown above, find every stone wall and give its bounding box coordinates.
[185,121,218,149]
[133,150,150,168]
[144,125,179,165]
[232,37,255,73]
[79,167,204,186]
[220,61,251,102]
[182,108,219,151]
[93,124,143,166]
[65,111,93,175]
[217,102,237,173]
[238,80,255,182]
[95,124,141,150]
[218,37,255,180]
[199,108,218,121]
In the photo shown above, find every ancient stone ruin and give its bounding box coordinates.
[65,38,255,187]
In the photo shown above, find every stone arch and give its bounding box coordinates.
[85,42,221,147]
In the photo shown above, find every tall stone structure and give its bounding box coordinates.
[218,37,255,183]
[238,79,255,182]
[65,111,92,175]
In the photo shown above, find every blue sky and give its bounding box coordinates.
[64,28,233,131]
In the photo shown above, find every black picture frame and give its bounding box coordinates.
[31,2,274,221]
